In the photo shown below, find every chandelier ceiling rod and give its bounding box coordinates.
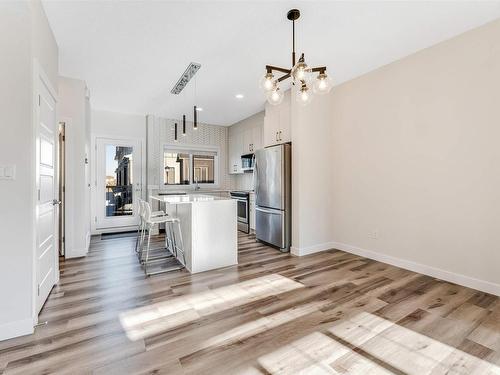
[292,10,296,66]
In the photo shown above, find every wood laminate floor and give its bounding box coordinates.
[1,232,500,374]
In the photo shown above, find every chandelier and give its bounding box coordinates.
[260,9,332,106]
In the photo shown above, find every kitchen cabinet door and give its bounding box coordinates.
[263,103,280,147]
[278,93,291,143]
[242,127,254,154]
[252,123,263,152]
[228,130,243,174]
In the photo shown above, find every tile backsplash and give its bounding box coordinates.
[230,172,254,191]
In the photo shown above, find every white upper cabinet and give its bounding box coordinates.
[263,90,291,147]
[228,128,243,174]
[227,112,263,174]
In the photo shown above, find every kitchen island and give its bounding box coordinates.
[150,194,238,273]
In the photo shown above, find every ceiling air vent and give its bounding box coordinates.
[170,62,201,95]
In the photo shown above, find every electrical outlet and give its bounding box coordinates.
[368,230,379,240]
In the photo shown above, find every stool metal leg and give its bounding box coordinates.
[134,217,143,254]
[144,226,152,275]
[175,220,186,267]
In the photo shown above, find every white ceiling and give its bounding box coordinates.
[42,1,500,126]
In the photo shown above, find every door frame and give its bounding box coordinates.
[32,60,59,324]
[91,134,146,233]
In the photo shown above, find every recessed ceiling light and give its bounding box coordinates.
[196,107,203,111]
[235,94,244,99]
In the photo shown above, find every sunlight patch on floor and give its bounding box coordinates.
[253,311,500,374]
[119,274,303,341]
[202,301,327,349]
[329,311,500,375]
[258,331,393,374]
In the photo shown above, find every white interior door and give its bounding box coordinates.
[36,74,58,313]
[96,138,141,230]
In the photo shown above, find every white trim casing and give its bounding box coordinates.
[90,134,146,234]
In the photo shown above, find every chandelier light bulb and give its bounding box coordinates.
[291,54,311,84]
[267,86,284,106]
[296,85,313,105]
[259,72,275,92]
[313,72,332,94]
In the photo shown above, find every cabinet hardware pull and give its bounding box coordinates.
[276,132,279,142]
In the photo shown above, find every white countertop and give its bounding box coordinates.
[151,194,232,204]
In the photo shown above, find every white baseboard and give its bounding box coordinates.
[291,241,337,257]
[291,240,500,296]
[65,248,88,259]
[0,318,33,341]
[331,241,500,297]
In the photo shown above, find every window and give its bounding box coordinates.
[163,146,218,186]
[193,154,215,183]
[164,152,190,185]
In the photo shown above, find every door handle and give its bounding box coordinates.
[52,199,62,206]
[255,207,282,215]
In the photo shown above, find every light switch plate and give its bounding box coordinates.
[0,165,15,180]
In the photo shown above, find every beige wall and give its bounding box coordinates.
[328,18,500,290]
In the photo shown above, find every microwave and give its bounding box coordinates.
[241,153,255,171]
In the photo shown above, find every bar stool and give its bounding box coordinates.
[142,201,186,276]
[135,199,166,257]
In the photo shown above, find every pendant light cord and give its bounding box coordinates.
[292,20,296,66]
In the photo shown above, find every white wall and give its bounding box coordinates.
[90,110,146,233]
[91,110,146,139]
[290,89,334,256]
[0,0,58,340]
[327,18,500,294]
[58,77,91,258]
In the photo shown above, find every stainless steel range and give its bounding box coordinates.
[230,191,250,233]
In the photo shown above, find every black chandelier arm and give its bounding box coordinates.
[266,65,291,74]
[277,73,291,83]
[310,66,327,73]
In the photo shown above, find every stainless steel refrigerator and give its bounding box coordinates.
[255,143,291,252]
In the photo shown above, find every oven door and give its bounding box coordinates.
[235,198,248,224]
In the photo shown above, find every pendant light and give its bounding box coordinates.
[193,75,198,130]
[260,9,332,105]
[182,114,186,136]
[193,105,198,130]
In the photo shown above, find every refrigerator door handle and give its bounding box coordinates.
[255,207,282,215]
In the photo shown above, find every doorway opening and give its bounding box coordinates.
[58,122,66,256]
